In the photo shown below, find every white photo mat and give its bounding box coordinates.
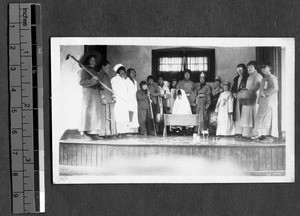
[51,37,295,184]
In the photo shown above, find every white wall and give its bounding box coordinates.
[107,46,256,86]
[58,45,84,136]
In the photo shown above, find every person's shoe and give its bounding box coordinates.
[259,135,266,140]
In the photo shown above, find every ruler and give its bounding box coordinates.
[9,3,45,213]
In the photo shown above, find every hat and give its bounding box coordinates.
[79,51,102,68]
[223,81,230,86]
[223,81,231,89]
[114,63,124,72]
[215,76,221,82]
[260,62,271,68]
[200,72,206,78]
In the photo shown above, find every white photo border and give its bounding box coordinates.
[51,37,295,184]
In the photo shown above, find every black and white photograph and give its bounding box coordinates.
[51,37,294,184]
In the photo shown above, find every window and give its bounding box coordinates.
[152,48,215,83]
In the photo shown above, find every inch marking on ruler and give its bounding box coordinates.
[9,3,44,214]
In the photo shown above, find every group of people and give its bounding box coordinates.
[77,52,279,141]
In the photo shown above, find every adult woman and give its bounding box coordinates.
[111,64,130,134]
[240,61,263,138]
[126,68,139,131]
[231,64,249,137]
[78,52,105,140]
[97,60,117,136]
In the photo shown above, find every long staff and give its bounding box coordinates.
[148,93,157,136]
[65,54,127,102]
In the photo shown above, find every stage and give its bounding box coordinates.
[59,130,286,177]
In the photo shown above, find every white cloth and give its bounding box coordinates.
[172,89,192,114]
[215,91,235,136]
[126,78,139,128]
[111,74,130,134]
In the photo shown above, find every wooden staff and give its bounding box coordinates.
[65,54,127,102]
[148,92,157,136]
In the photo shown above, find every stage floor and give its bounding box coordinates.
[60,129,284,146]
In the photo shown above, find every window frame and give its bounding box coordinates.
[152,48,215,83]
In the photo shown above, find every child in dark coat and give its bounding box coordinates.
[136,81,155,135]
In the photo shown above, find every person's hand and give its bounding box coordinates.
[90,76,99,85]
[261,92,266,98]
[102,98,107,105]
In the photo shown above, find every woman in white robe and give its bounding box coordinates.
[215,82,235,136]
[111,64,130,134]
[126,68,139,131]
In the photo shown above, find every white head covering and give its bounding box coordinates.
[114,63,123,72]
[172,89,192,114]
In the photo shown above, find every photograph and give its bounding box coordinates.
[51,37,295,184]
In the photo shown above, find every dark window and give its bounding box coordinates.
[152,48,215,83]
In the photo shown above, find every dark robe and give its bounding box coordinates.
[231,73,249,121]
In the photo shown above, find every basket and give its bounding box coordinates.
[237,89,257,106]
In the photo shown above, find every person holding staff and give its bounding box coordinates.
[97,60,117,136]
[111,64,130,134]
[78,52,105,140]
[136,81,155,135]
[147,75,163,134]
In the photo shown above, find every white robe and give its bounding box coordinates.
[125,78,139,128]
[172,89,192,115]
[215,91,235,136]
[111,74,130,134]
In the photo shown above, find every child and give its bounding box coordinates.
[215,81,235,136]
[136,81,154,135]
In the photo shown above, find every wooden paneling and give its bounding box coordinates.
[59,142,286,175]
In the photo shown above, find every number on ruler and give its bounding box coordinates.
[13,194,19,198]
[12,151,18,155]
[12,172,18,176]
[10,24,15,28]
[11,109,18,113]
[10,66,16,71]
[11,130,18,134]
[11,88,16,92]
[10,45,16,50]
[25,158,31,163]
[23,103,30,108]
